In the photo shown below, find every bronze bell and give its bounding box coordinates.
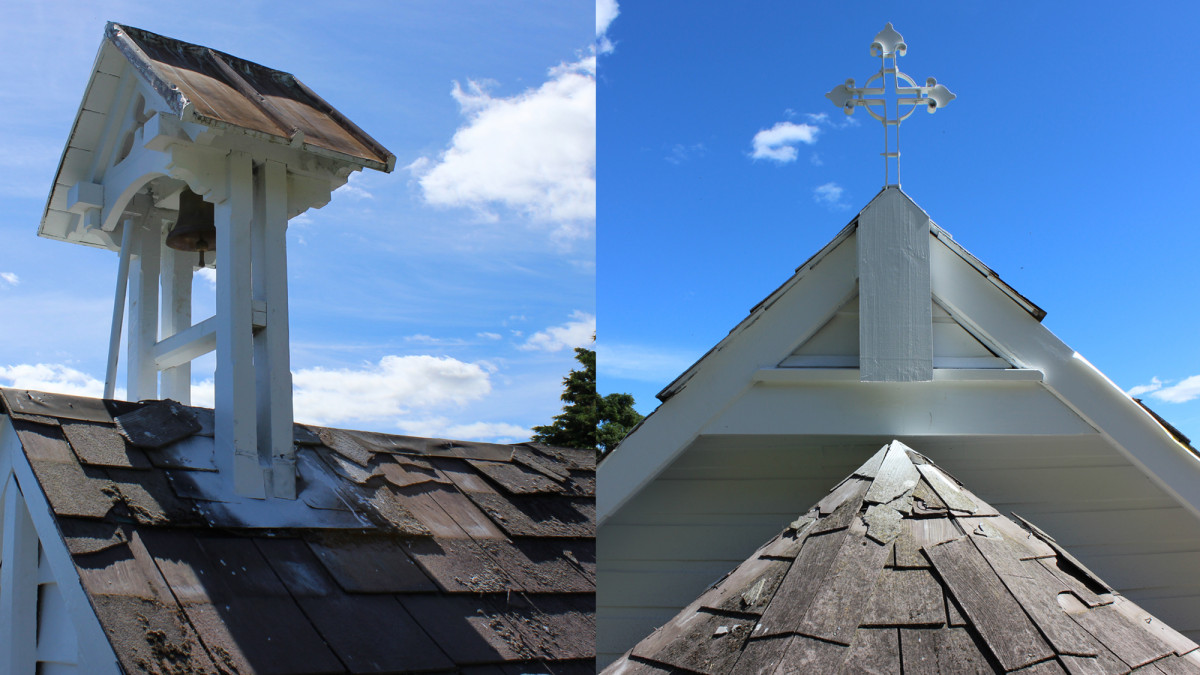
[166,188,216,264]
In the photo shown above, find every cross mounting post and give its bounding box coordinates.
[826,23,955,188]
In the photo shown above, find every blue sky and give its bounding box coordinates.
[0,1,596,442]
[597,4,1200,443]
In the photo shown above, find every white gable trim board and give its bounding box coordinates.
[596,189,1200,665]
[0,417,122,674]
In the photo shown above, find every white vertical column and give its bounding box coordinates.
[126,218,161,401]
[104,219,136,399]
[0,476,39,674]
[214,151,264,498]
[858,187,933,382]
[159,238,194,403]
[252,160,296,499]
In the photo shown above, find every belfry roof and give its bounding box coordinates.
[602,440,1200,674]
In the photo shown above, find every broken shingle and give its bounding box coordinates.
[114,400,200,449]
[15,421,119,518]
[316,426,376,467]
[469,459,569,495]
[59,518,128,555]
[62,420,151,469]
[1,388,136,423]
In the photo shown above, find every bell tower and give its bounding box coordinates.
[39,23,394,498]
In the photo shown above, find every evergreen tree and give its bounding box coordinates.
[531,347,644,456]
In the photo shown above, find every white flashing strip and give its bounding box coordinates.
[753,368,1044,384]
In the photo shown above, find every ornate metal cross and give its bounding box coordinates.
[826,23,955,187]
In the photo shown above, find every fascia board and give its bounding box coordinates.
[0,418,123,674]
[929,225,1045,321]
[599,231,859,524]
[929,242,1200,521]
[657,218,859,402]
[38,41,116,241]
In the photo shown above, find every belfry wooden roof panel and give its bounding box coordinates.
[0,387,595,674]
[107,22,394,171]
[601,440,1200,675]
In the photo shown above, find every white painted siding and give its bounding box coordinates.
[0,418,122,675]
[36,546,80,672]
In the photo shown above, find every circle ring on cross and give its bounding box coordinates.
[859,70,925,125]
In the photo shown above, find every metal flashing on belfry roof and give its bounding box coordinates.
[104,22,395,172]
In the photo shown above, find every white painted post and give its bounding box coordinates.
[214,151,264,498]
[0,476,40,674]
[858,187,933,382]
[252,160,296,499]
[126,218,161,400]
[159,237,193,403]
[104,219,135,399]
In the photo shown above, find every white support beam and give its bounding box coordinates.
[857,187,933,382]
[0,475,39,674]
[104,219,135,399]
[154,316,215,371]
[252,160,296,499]
[159,244,193,402]
[214,151,264,498]
[126,218,161,401]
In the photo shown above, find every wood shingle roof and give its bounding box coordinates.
[0,388,595,674]
[601,440,1200,675]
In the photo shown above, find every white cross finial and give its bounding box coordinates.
[826,23,955,187]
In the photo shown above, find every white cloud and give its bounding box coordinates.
[411,57,596,241]
[666,143,706,165]
[338,171,374,200]
[1,272,18,287]
[192,378,215,408]
[1127,376,1164,398]
[405,334,465,346]
[1153,376,1200,404]
[596,0,620,53]
[477,332,503,340]
[519,311,595,352]
[196,267,217,288]
[291,355,493,427]
[814,182,849,209]
[1128,375,1200,403]
[751,121,819,162]
[0,363,122,398]
[444,421,530,442]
